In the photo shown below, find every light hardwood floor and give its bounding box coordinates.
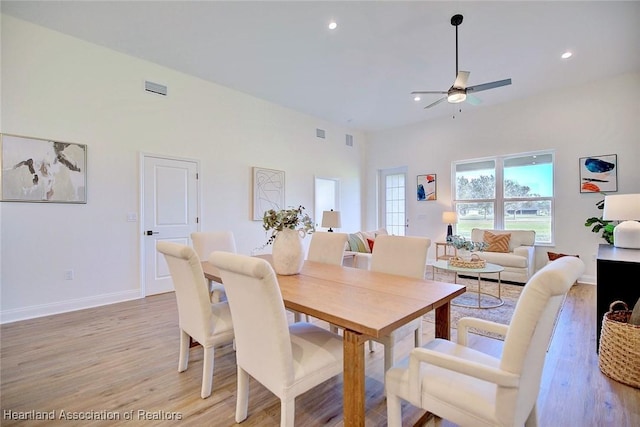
[1,284,638,426]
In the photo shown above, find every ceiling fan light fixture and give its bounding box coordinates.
[447,90,466,103]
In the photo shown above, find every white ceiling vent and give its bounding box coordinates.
[316,128,326,139]
[144,80,167,96]
[345,134,354,147]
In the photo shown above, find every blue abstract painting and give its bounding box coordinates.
[579,154,617,193]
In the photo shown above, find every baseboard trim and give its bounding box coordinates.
[0,289,142,324]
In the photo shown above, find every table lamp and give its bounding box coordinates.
[322,209,341,232]
[603,194,640,249]
[442,211,458,241]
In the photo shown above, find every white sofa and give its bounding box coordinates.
[470,228,536,284]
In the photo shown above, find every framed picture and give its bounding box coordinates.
[252,167,285,220]
[1,133,87,203]
[417,174,437,201]
[579,154,617,193]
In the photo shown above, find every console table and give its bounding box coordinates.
[596,244,640,352]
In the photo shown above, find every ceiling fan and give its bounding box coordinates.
[412,14,511,109]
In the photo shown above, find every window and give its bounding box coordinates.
[314,177,340,230]
[380,167,407,236]
[453,151,554,245]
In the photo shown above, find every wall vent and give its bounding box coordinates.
[144,80,168,96]
[316,128,326,139]
[345,134,354,147]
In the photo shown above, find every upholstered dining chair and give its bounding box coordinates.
[369,235,431,374]
[385,256,585,427]
[156,241,235,399]
[209,251,344,427]
[191,231,237,302]
[303,231,349,326]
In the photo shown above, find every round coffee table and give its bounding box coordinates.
[431,260,505,309]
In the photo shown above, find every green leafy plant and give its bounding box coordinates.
[584,195,614,244]
[448,235,488,252]
[262,205,315,245]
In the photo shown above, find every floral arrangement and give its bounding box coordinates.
[448,235,488,252]
[262,205,315,245]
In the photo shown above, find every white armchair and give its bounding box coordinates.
[385,256,585,427]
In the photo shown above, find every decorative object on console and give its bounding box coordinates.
[603,193,640,249]
[416,174,436,201]
[262,205,314,275]
[442,211,458,241]
[321,209,341,232]
[579,154,617,193]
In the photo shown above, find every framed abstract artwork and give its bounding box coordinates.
[579,154,617,193]
[417,174,437,201]
[252,167,285,220]
[1,133,87,203]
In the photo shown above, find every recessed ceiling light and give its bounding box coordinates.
[414,95,421,102]
[561,51,573,59]
[328,21,337,30]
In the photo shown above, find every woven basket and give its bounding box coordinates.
[448,254,486,269]
[598,301,640,388]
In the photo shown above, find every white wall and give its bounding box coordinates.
[0,16,366,322]
[364,72,640,282]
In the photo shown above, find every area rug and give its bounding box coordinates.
[423,266,524,339]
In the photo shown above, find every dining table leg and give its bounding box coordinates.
[434,302,451,339]
[343,329,367,427]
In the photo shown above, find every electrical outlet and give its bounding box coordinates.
[64,270,74,280]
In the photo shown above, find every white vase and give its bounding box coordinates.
[272,228,306,275]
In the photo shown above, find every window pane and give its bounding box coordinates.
[504,200,552,244]
[454,202,495,239]
[455,160,496,200]
[504,154,553,198]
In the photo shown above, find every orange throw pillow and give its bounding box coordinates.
[483,231,511,253]
[547,251,579,261]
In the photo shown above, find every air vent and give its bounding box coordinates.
[144,80,167,96]
[316,128,326,139]
[345,134,354,147]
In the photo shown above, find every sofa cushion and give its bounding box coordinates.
[347,233,369,253]
[484,231,511,253]
[477,251,529,268]
[472,228,535,252]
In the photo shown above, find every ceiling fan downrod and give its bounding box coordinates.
[451,14,463,79]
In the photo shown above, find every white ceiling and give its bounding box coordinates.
[3,1,639,132]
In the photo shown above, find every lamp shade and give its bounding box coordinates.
[442,211,458,224]
[603,194,640,249]
[321,210,341,231]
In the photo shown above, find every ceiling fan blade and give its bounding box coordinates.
[453,71,470,89]
[466,94,482,106]
[424,97,447,109]
[466,78,512,93]
[411,90,447,95]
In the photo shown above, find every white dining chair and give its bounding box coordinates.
[209,251,344,427]
[303,231,349,326]
[156,241,235,399]
[369,235,431,375]
[385,256,585,427]
[191,231,237,302]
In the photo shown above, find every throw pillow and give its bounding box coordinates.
[347,233,369,253]
[367,238,375,252]
[483,231,511,253]
[547,251,579,261]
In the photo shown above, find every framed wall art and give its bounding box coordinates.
[579,154,617,193]
[1,133,87,203]
[417,174,437,201]
[252,167,285,220]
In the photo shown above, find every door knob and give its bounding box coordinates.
[146,230,159,236]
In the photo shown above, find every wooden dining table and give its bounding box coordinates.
[202,258,465,427]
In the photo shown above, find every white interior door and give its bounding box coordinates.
[142,155,199,296]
